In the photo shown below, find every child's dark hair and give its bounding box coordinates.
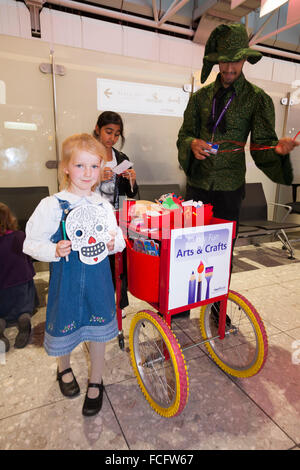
[0,202,18,235]
[94,111,125,148]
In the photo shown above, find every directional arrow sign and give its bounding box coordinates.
[97,78,189,117]
[104,88,112,98]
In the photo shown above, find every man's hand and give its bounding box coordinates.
[275,137,300,155]
[191,139,212,160]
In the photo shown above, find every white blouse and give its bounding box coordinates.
[23,190,125,262]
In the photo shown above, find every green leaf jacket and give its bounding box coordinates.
[177,72,293,191]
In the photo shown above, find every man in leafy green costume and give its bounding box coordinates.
[177,23,299,321]
[177,23,298,228]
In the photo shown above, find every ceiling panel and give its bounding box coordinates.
[25,1,300,56]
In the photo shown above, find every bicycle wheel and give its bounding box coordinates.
[199,290,268,378]
[129,310,189,417]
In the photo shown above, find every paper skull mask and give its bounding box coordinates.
[65,204,110,265]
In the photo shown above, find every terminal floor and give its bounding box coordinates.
[1,239,300,451]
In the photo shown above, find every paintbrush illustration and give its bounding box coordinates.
[205,266,214,299]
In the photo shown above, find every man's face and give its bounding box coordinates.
[219,59,246,87]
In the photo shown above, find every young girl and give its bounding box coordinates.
[23,134,125,417]
[93,111,138,208]
[94,111,138,316]
[0,203,38,352]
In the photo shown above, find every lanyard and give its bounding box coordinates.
[211,91,236,142]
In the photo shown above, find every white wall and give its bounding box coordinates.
[0,1,203,70]
[1,0,299,81]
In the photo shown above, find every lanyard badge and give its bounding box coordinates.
[206,142,219,154]
[211,91,236,149]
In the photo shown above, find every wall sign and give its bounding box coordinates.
[97,78,189,117]
[168,223,233,310]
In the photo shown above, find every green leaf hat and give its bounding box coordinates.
[201,23,262,83]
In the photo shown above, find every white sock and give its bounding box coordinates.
[88,342,105,398]
[57,354,73,383]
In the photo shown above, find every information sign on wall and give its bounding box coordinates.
[168,223,233,310]
[97,78,189,117]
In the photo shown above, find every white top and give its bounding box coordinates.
[103,151,117,169]
[23,190,125,263]
[97,150,117,205]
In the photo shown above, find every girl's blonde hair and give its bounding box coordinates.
[58,133,107,191]
[0,202,18,235]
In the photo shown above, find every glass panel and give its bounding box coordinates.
[0,36,58,195]
[277,96,300,222]
[52,45,191,192]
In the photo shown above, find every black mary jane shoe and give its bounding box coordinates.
[57,367,80,398]
[14,316,32,349]
[82,381,104,417]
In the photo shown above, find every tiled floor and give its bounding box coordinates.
[1,239,300,450]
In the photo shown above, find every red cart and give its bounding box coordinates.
[115,200,268,418]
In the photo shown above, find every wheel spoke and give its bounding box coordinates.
[138,327,174,404]
[134,318,177,407]
[129,311,189,417]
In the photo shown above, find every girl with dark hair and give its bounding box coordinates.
[94,111,138,208]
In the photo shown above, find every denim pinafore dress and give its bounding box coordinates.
[44,198,118,357]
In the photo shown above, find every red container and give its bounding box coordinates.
[140,204,214,240]
[193,204,213,225]
[205,204,213,223]
[120,199,136,222]
[126,239,160,303]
